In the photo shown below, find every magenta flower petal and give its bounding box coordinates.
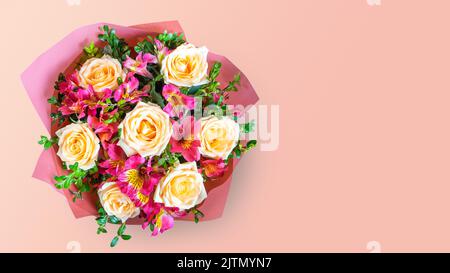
[160,214,174,233]
[141,53,157,64]
[106,144,125,161]
[162,84,180,99]
[114,86,124,102]
[124,155,146,170]
[123,53,155,78]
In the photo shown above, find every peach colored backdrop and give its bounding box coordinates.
[1,0,450,252]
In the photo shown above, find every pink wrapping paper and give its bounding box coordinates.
[21,21,259,222]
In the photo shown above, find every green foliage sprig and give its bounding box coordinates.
[50,112,65,126]
[135,35,156,54]
[38,135,58,150]
[96,206,121,234]
[189,207,205,224]
[156,145,181,168]
[146,74,165,108]
[98,25,130,61]
[225,140,257,163]
[53,163,96,197]
[96,203,132,247]
[77,41,102,66]
[224,73,241,92]
[53,73,66,91]
[111,223,132,247]
[83,41,100,58]
[240,120,256,134]
[157,31,185,49]
[184,62,241,103]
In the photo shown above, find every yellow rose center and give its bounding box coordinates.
[65,132,87,159]
[137,119,157,141]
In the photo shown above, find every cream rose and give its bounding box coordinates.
[56,123,100,170]
[118,102,172,157]
[161,43,209,87]
[78,55,125,93]
[98,182,140,222]
[199,116,240,160]
[154,162,206,210]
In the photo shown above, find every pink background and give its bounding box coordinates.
[2,0,450,252]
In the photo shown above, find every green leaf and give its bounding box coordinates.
[54,73,66,90]
[156,31,185,49]
[83,42,99,58]
[118,223,126,236]
[110,236,119,247]
[54,175,65,183]
[47,96,59,106]
[121,234,132,240]
[186,85,203,96]
[77,183,90,193]
[54,162,88,190]
[104,112,120,124]
[240,121,255,134]
[208,62,222,82]
[96,217,107,226]
[50,112,65,126]
[135,36,155,54]
[88,165,98,175]
[98,207,106,216]
[235,148,241,159]
[245,140,257,150]
[97,227,107,234]
[69,162,79,171]
[216,95,225,106]
[223,73,241,92]
[157,157,166,166]
[195,209,205,217]
[149,88,165,109]
[108,216,121,224]
[38,135,58,150]
[98,25,130,61]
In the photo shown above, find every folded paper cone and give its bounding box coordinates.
[22,21,259,223]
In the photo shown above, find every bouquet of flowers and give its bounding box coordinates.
[21,22,258,246]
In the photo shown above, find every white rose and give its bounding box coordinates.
[56,123,100,170]
[153,162,207,210]
[161,44,209,87]
[78,55,125,93]
[118,102,173,157]
[198,116,240,159]
[98,182,140,222]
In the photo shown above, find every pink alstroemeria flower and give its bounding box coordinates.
[116,156,165,210]
[87,108,118,143]
[170,116,200,162]
[117,155,146,196]
[113,73,148,104]
[123,52,157,78]
[58,71,79,93]
[141,205,176,236]
[201,158,227,178]
[162,84,196,117]
[155,39,172,63]
[59,82,113,119]
[152,210,174,236]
